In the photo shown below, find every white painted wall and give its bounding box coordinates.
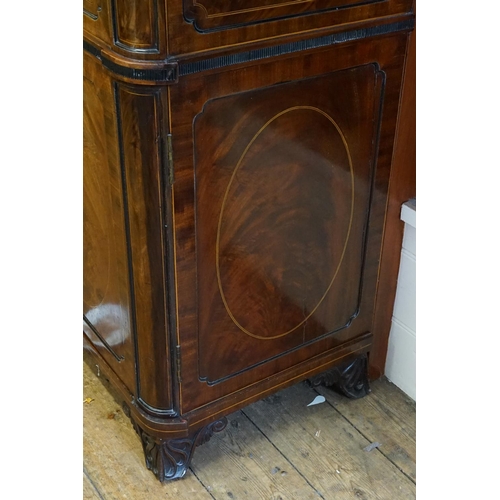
[385,199,416,401]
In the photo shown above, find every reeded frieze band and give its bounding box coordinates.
[83,18,413,82]
[180,20,414,75]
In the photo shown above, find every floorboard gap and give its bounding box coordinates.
[189,466,217,499]
[313,387,417,486]
[83,466,106,500]
[240,409,326,499]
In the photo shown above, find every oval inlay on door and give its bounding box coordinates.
[216,106,354,340]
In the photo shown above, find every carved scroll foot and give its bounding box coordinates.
[307,354,371,399]
[131,417,228,482]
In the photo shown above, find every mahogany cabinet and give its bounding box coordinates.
[83,0,415,481]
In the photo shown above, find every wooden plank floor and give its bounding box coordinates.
[83,362,415,499]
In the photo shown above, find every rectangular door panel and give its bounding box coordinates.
[194,65,383,383]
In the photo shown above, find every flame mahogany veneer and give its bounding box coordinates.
[83,0,415,481]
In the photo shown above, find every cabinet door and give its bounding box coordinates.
[171,35,406,413]
[195,66,380,383]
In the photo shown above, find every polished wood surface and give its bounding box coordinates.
[83,0,112,47]
[83,52,136,394]
[114,0,159,52]
[83,0,415,481]
[369,26,416,379]
[116,84,173,413]
[83,0,413,59]
[194,66,381,383]
[83,55,175,414]
[170,32,407,414]
[183,0,410,33]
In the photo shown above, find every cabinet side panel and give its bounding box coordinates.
[83,52,136,393]
[116,84,173,413]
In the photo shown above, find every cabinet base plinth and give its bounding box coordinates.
[307,353,371,399]
[130,417,228,482]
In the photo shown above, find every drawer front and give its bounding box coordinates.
[168,0,413,55]
[185,0,397,32]
[171,32,408,413]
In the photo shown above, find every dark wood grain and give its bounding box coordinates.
[83,0,101,20]
[193,66,381,383]
[84,0,413,60]
[115,84,174,413]
[184,0,382,32]
[83,0,111,46]
[83,0,415,481]
[174,0,413,56]
[112,0,159,52]
[83,52,136,393]
[169,32,407,414]
[369,26,416,379]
